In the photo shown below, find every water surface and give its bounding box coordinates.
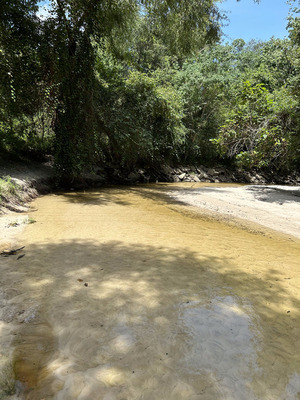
[2,184,300,399]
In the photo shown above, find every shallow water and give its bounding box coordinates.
[1,184,300,399]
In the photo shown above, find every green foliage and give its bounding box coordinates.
[36,0,224,179]
[139,0,223,58]
[175,44,237,163]
[0,0,299,177]
[0,0,40,116]
[175,35,300,170]
[213,81,299,169]
[0,0,56,158]
[287,2,300,46]
[95,47,185,168]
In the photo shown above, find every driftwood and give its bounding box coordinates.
[0,246,25,257]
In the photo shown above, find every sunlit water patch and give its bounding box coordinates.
[179,296,261,399]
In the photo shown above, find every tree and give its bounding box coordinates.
[174,36,299,170]
[213,79,299,170]
[2,0,272,175]
[0,0,41,153]
[287,1,300,46]
[95,46,185,168]
[40,0,225,178]
[175,43,238,163]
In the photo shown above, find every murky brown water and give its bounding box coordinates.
[1,184,300,399]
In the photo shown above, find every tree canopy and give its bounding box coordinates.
[1,0,299,178]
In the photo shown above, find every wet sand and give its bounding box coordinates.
[1,184,300,399]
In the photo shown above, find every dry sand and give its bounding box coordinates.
[166,184,300,240]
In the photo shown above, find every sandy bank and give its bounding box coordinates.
[0,161,54,209]
[166,184,300,240]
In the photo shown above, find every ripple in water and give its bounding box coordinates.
[179,296,261,399]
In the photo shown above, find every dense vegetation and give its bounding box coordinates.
[0,0,299,180]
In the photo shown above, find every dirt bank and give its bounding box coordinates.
[0,161,55,252]
[0,160,55,213]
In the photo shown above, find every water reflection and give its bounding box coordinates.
[286,374,300,400]
[108,313,137,354]
[179,296,260,399]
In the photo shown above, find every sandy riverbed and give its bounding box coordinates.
[0,183,300,399]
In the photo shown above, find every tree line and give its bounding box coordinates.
[0,0,299,179]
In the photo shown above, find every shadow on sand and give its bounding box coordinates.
[6,237,300,399]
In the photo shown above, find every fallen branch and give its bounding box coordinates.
[0,246,25,257]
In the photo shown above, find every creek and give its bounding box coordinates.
[1,184,300,399]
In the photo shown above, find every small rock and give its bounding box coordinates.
[161,165,173,175]
[244,174,252,183]
[128,172,140,182]
[199,172,209,179]
[207,168,216,176]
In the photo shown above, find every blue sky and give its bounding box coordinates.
[220,0,291,42]
[37,0,293,43]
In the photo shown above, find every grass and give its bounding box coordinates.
[0,358,15,396]
[0,176,22,205]
[5,217,36,228]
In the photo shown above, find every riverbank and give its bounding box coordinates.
[1,161,300,247]
[0,161,55,251]
[0,160,54,212]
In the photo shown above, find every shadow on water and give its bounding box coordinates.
[60,187,133,207]
[58,184,233,213]
[9,238,300,399]
[128,185,195,208]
